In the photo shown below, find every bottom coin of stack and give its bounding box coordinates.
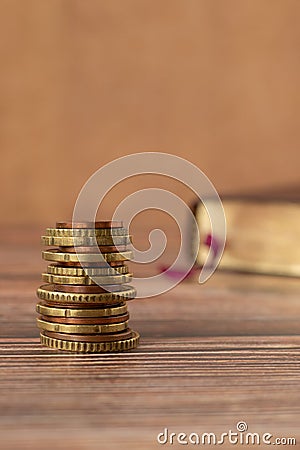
[36,221,139,353]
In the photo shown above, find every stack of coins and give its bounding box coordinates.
[36,221,139,353]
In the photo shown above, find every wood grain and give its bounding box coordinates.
[0,227,300,449]
[0,1,300,224]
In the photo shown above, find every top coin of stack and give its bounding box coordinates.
[36,221,139,353]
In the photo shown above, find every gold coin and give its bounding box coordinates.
[36,284,136,304]
[58,245,128,253]
[36,302,127,318]
[40,331,140,353]
[43,329,133,342]
[46,228,128,237]
[56,221,124,229]
[41,235,131,247]
[47,264,129,276]
[39,313,129,325]
[42,249,133,263]
[42,273,132,285]
[37,317,128,334]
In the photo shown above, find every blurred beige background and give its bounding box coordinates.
[0,0,299,225]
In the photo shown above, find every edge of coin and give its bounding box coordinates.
[40,330,140,353]
[46,228,129,237]
[36,285,137,304]
[36,302,127,318]
[42,249,133,263]
[56,221,123,229]
[41,235,131,246]
[36,317,129,334]
[42,273,133,285]
[47,264,129,276]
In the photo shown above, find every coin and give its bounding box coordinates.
[38,312,129,325]
[42,235,131,247]
[47,263,129,276]
[40,330,140,352]
[41,300,125,309]
[43,273,97,285]
[36,301,127,317]
[42,249,133,263]
[58,245,128,253]
[37,317,128,334]
[83,274,133,285]
[37,284,136,304]
[42,328,136,342]
[56,221,123,229]
[46,228,129,237]
[55,260,126,267]
[42,273,132,285]
[51,283,132,294]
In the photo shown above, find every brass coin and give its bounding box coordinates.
[46,228,128,237]
[51,284,131,294]
[42,249,133,263]
[56,221,123,229]
[47,264,129,276]
[39,312,129,325]
[36,301,127,317]
[42,235,131,247]
[55,260,126,267]
[41,300,125,309]
[42,329,135,342]
[58,245,128,253]
[37,284,136,304]
[89,274,132,285]
[42,273,132,286]
[37,317,128,334]
[40,330,140,352]
[43,273,97,286]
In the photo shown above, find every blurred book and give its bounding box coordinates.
[192,184,300,277]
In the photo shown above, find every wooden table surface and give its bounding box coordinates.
[1,227,300,449]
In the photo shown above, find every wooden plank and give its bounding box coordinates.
[0,227,300,449]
